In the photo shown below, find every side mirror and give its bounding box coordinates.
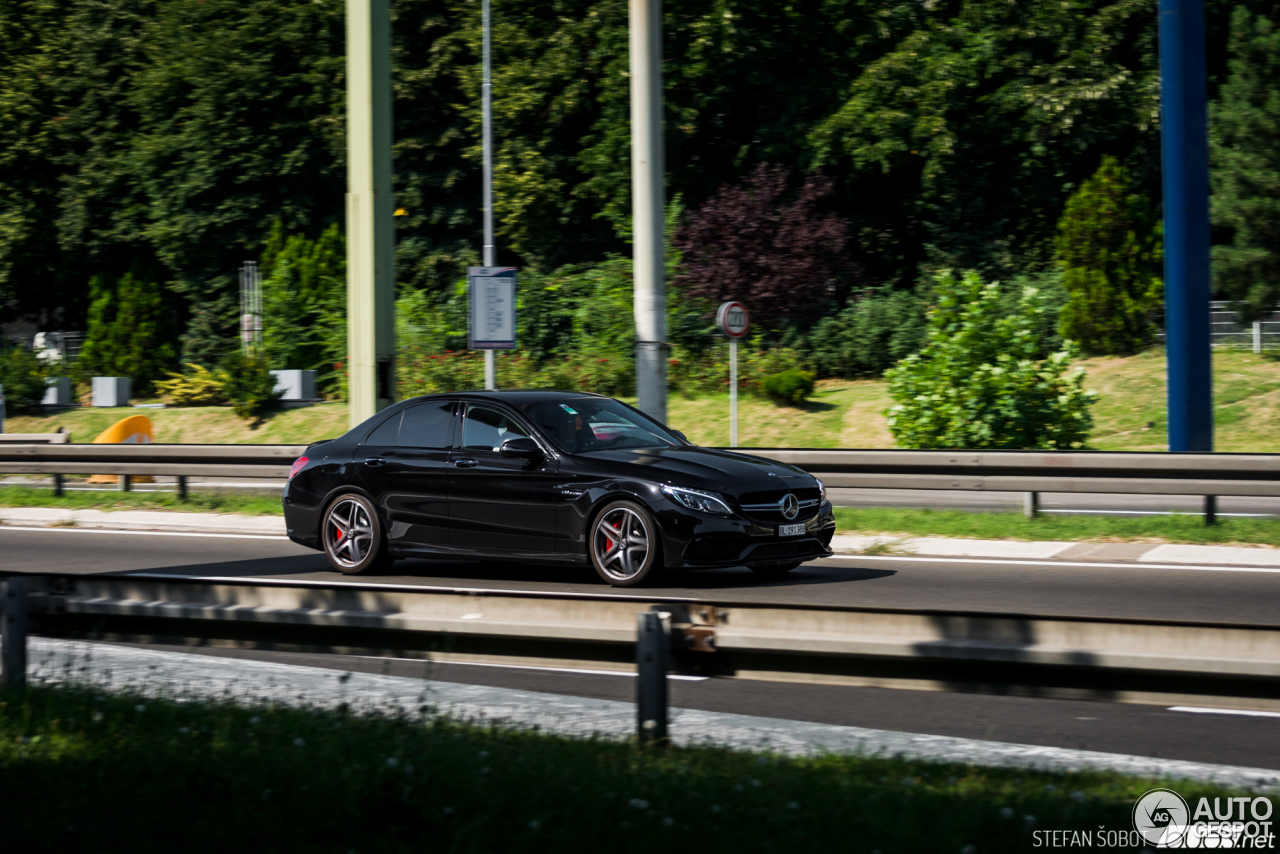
[499,437,542,459]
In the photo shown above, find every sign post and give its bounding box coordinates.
[469,268,518,370]
[716,301,750,447]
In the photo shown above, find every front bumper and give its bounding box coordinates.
[653,499,837,570]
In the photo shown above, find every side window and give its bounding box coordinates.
[461,405,531,452]
[398,402,455,448]
[364,411,402,446]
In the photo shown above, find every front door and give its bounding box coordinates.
[448,403,558,554]
[359,401,457,547]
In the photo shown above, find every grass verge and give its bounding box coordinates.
[0,484,284,515]
[0,684,1245,853]
[833,507,1280,548]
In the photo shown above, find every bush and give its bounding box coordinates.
[1055,157,1162,356]
[218,351,282,419]
[155,364,231,407]
[885,270,1096,449]
[77,271,177,395]
[761,369,816,405]
[808,290,928,378]
[0,343,47,412]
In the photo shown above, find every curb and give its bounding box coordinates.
[0,507,286,537]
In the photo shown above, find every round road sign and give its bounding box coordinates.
[716,301,750,338]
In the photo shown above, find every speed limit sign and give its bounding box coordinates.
[716,301,750,339]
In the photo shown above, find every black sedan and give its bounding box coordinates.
[283,390,835,586]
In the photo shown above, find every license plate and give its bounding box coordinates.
[777,523,806,537]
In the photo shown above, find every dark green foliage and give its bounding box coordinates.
[0,343,47,411]
[761,369,816,406]
[886,270,1096,450]
[260,221,346,396]
[77,272,177,395]
[1210,7,1280,322]
[217,349,282,419]
[807,290,928,379]
[1055,157,1163,356]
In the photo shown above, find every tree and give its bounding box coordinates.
[672,165,852,329]
[77,271,176,394]
[1210,7,1280,321]
[1055,156,1162,355]
[885,270,1096,450]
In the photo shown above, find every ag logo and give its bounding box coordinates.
[1133,788,1190,847]
[780,493,799,520]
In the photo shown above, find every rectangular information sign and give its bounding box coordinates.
[467,266,518,350]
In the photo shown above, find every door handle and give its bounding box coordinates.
[454,458,479,468]
[362,457,387,467]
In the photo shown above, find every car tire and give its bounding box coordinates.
[589,500,663,587]
[321,493,395,575]
[749,561,803,578]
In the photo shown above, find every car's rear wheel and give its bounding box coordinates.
[590,500,662,587]
[749,561,803,578]
[322,493,395,575]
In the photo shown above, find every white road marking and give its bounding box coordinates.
[1169,706,1280,720]
[828,554,1280,574]
[0,525,288,541]
[360,655,708,681]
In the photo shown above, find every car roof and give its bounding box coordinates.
[401,389,609,406]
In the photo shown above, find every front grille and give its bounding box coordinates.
[685,535,747,561]
[737,487,821,506]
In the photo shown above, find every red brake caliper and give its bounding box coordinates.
[604,520,622,550]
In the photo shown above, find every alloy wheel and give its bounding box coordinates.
[325,498,375,569]
[592,507,651,582]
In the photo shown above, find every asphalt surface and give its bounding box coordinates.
[5,526,1280,624]
[6,526,1280,770]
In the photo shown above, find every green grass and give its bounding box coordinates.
[0,484,284,515]
[0,684,1247,853]
[833,507,1280,548]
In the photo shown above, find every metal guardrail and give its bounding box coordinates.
[0,431,71,444]
[1,443,1274,520]
[3,573,1280,726]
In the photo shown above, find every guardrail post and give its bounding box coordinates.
[1023,491,1039,519]
[177,476,188,501]
[1204,495,1217,526]
[52,473,63,497]
[636,609,669,746]
[119,474,131,493]
[1,577,29,692]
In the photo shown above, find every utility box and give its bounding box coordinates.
[92,376,131,407]
[42,377,73,406]
[270,369,317,401]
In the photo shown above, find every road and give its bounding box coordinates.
[5,526,1280,771]
[5,525,1280,624]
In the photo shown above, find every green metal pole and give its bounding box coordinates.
[346,0,396,429]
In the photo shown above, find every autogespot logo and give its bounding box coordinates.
[1133,789,1190,847]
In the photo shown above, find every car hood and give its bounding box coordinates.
[577,445,813,492]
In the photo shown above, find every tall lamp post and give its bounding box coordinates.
[1160,0,1213,452]
[630,0,667,423]
[481,0,497,390]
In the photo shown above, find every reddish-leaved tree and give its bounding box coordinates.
[673,165,853,326]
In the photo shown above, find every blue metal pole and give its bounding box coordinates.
[1159,0,1213,452]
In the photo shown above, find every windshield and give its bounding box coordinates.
[522,398,682,454]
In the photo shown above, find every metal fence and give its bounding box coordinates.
[1153,303,1280,352]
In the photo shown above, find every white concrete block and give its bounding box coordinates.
[270,369,316,401]
[92,376,131,407]
[42,377,73,406]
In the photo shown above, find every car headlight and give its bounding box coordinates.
[661,485,733,516]
[816,478,826,500]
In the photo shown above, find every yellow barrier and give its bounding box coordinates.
[86,415,155,484]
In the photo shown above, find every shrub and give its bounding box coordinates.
[761,369,816,405]
[0,343,48,412]
[218,351,282,419]
[1055,157,1162,356]
[808,290,928,378]
[77,271,177,395]
[155,364,231,407]
[885,270,1096,449]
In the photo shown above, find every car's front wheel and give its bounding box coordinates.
[589,500,662,587]
[322,493,395,575]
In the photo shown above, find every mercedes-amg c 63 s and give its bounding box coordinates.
[283,390,835,586]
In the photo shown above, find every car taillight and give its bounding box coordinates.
[289,456,309,480]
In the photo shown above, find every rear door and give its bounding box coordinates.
[448,403,559,554]
[359,401,457,546]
